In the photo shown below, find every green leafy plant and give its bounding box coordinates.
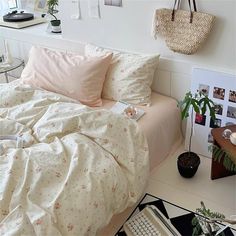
[192,201,225,236]
[47,0,59,20]
[192,201,236,236]
[208,145,236,172]
[178,91,216,153]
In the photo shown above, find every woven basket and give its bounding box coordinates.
[156,5,215,54]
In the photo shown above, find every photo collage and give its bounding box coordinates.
[186,68,236,158]
[196,84,236,144]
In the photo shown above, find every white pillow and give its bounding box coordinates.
[85,44,160,106]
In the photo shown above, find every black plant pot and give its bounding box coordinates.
[177,152,200,178]
[50,19,61,27]
[50,20,61,33]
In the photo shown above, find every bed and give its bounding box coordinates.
[0,45,182,235]
[0,80,150,235]
[98,92,182,169]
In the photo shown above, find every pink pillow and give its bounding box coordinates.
[21,46,112,107]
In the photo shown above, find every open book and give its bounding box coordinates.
[110,101,145,121]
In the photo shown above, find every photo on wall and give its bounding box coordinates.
[210,117,222,128]
[195,114,206,126]
[214,103,223,116]
[229,90,236,103]
[104,0,122,7]
[213,87,225,100]
[34,0,48,12]
[198,84,210,96]
[227,106,236,119]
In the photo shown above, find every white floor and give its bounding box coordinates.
[99,143,236,235]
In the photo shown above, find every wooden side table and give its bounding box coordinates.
[211,125,236,180]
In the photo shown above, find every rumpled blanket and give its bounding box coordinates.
[0,81,149,235]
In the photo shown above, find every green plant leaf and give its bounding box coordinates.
[181,99,191,119]
[191,99,200,114]
[206,100,216,120]
[209,145,236,171]
[178,91,216,132]
[47,0,59,20]
[208,98,215,106]
[191,217,203,236]
[192,217,198,226]
[202,103,207,115]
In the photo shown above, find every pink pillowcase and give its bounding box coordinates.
[21,46,112,107]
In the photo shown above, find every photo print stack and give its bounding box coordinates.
[185,68,236,158]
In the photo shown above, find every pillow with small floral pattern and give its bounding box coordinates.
[85,44,160,106]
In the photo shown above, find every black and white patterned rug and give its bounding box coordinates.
[116,193,236,236]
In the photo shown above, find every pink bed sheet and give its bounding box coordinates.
[97,92,183,170]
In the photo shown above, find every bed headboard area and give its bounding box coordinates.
[1,35,235,104]
[0,35,192,101]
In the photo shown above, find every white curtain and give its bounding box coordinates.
[0,0,10,16]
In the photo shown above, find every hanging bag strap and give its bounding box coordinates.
[171,0,181,21]
[188,0,193,23]
[172,0,198,23]
[188,0,198,23]
[192,0,197,12]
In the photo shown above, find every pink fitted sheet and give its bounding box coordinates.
[97,92,183,170]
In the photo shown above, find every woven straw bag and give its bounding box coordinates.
[154,0,215,55]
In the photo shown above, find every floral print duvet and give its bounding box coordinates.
[0,81,149,236]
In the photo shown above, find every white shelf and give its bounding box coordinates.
[0,22,61,40]
[0,22,84,54]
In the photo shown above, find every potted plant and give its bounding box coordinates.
[192,201,236,235]
[178,91,216,178]
[47,0,61,33]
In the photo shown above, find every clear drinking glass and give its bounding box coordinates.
[222,129,232,139]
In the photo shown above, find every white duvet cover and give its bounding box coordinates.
[0,81,149,236]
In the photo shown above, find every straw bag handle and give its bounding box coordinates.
[188,0,197,23]
[171,0,181,20]
[191,0,197,12]
[172,0,197,23]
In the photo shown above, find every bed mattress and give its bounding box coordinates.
[98,92,183,170]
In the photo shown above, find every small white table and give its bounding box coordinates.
[0,58,25,83]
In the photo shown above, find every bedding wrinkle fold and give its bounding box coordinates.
[0,80,149,235]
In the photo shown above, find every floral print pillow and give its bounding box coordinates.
[85,44,160,106]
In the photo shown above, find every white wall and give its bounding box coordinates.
[59,0,236,71]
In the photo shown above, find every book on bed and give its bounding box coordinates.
[110,101,145,121]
